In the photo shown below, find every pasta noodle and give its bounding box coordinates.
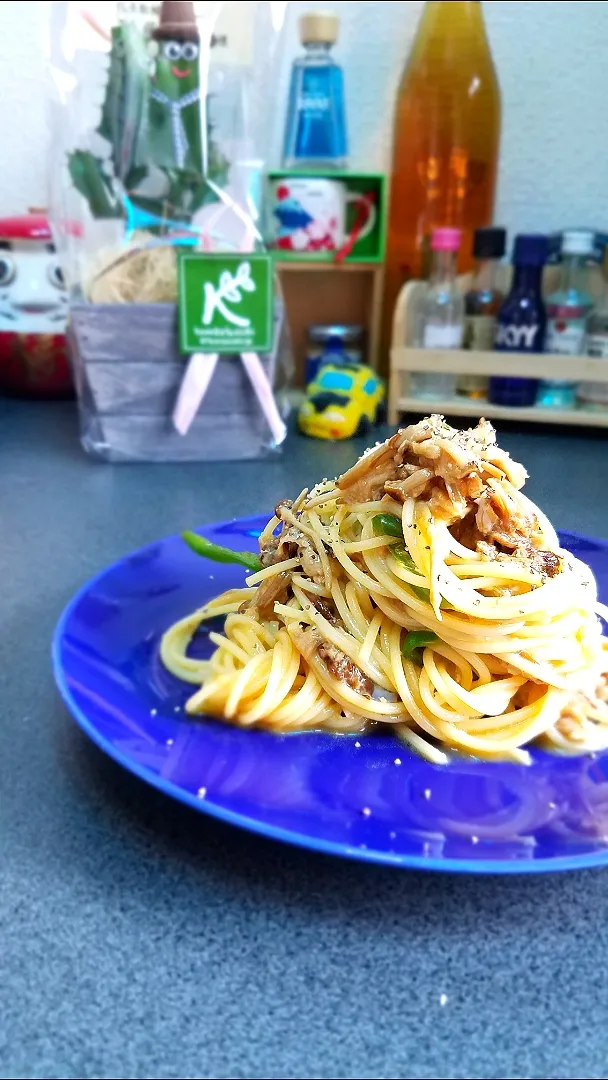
[161,416,608,763]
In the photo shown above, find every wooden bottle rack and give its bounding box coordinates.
[389,265,608,427]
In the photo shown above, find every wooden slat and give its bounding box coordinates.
[391,347,608,383]
[397,396,608,429]
[276,261,379,273]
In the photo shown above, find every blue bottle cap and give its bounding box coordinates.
[513,234,548,267]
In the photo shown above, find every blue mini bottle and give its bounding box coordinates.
[489,234,548,408]
[283,12,348,169]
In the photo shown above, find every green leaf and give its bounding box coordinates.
[124,164,149,191]
[373,514,403,540]
[402,631,438,664]
[68,151,122,219]
[182,531,262,573]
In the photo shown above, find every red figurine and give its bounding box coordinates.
[0,213,71,398]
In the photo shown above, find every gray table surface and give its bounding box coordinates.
[2,400,608,1080]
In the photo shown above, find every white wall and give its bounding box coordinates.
[1,0,607,237]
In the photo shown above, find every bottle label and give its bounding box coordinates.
[464,314,496,351]
[423,324,463,349]
[546,314,586,356]
[495,323,541,351]
[298,93,330,114]
[587,333,608,359]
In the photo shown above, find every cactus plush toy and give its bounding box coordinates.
[68,0,228,227]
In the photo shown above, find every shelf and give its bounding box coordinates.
[274,259,383,272]
[389,277,608,430]
[397,396,608,429]
[391,347,608,383]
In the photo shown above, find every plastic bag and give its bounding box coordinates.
[47,1,292,462]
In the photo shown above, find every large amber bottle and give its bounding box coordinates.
[382,1,501,360]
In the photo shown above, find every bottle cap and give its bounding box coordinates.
[473,227,507,260]
[432,228,462,253]
[300,12,339,45]
[309,325,364,344]
[561,230,595,257]
[513,234,548,267]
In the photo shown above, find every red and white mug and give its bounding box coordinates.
[268,177,376,256]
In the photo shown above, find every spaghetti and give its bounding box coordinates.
[161,416,608,764]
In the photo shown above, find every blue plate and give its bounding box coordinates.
[52,517,608,874]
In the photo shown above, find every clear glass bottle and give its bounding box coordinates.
[489,234,548,408]
[578,248,608,410]
[282,13,348,170]
[412,227,464,400]
[537,230,595,409]
[459,226,507,399]
[381,0,501,363]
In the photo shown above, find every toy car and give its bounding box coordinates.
[298,362,386,440]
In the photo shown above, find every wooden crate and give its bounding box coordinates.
[278,262,384,386]
[389,265,608,427]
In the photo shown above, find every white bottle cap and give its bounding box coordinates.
[562,230,595,256]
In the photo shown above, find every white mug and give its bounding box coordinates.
[268,177,376,255]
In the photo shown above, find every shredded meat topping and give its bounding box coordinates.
[240,572,291,622]
[317,642,374,697]
[338,416,527,524]
[259,504,326,585]
[475,480,543,551]
[305,593,339,625]
[336,416,564,583]
[290,625,373,698]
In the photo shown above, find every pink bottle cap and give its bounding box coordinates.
[431,228,462,252]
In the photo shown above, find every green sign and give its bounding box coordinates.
[178,252,274,355]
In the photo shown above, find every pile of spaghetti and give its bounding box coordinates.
[162,416,608,764]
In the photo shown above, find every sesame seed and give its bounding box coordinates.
[423,789,432,800]
[197,787,207,799]
[471,836,479,845]
[174,706,181,713]
[362,807,372,818]
[354,741,361,748]
[394,758,402,766]
[548,801,557,810]
[440,994,448,1008]
[166,739,174,747]
[150,709,158,717]
[390,832,397,840]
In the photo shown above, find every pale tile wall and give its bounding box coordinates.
[0,1,605,237]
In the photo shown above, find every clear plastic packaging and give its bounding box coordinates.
[47,1,292,462]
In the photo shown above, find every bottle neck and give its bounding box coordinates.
[473,257,501,294]
[431,249,459,285]
[561,254,590,296]
[302,41,333,61]
[418,1,487,38]
[512,263,543,293]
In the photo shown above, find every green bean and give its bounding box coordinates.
[402,631,439,664]
[182,531,263,573]
[372,513,403,540]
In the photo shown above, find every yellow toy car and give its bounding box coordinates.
[298,363,386,441]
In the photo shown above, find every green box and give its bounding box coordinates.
[178,252,274,354]
[266,170,387,265]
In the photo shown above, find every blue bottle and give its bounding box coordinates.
[283,12,348,169]
[489,234,548,408]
